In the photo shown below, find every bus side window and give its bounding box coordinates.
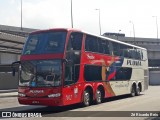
[115,67,132,80]
[112,42,120,56]
[67,32,83,51]
[25,36,38,54]
[119,45,134,58]
[64,65,74,85]
[119,44,127,57]
[84,65,102,81]
[98,38,110,55]
[136,49,142,60]
[85,35,99,52]
[141,50,144,60]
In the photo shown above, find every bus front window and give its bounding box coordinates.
[23,31,67,55]
[19,60,62,87]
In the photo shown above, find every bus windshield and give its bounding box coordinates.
[23,31,67,55]
[19,60,62,87]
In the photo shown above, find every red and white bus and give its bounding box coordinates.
[12,28,149,107]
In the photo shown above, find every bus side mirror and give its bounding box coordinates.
[62,59,68,63]
[62,59,73,66]
[12,68,16,76]
[11,61,21,77]
[67,60,73,66]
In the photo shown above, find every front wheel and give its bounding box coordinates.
[82,90,90,107]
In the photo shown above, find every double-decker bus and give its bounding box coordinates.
[12,28,149,107]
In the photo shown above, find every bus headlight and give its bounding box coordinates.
[18,93,26,97]
[48,93,61,98]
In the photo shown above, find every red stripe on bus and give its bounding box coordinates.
[20,54,64,61]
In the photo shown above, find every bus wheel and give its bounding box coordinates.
[130,86,136,97]
[95,89,102,104]
[82,90,90,107]
[136,86,140,96]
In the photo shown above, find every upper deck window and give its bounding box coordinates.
[23,31,67,55]
[67,32,83,51]
[85,35,99,52]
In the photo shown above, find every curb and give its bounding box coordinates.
[0,95,17,98]
[0,89,18,93]
[0,92,18,98]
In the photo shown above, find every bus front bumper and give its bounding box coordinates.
[18,97,63,106]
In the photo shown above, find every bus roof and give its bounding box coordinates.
[30,28,146,50]
[30,28,81,34]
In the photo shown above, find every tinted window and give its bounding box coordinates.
[85,35,99,52]
[119,44,134,58]
[20,60,62,87]
[67,32,83,51]
[64,32,83,85]
[119,44,126,56]
[64,65,73,85]
[84,65,102,81]
[141,50,144,60]
[112,42,120,56]
[127,48,135,59]
[23,31,67,55]
[115,67,132,80]
[98,38,110,54]
[135,49,142,60]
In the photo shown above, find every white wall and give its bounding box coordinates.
[149,71,160,85]
[0,53,19,64]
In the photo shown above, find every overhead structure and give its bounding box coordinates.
[0,32,25,54]
[0,25,36,54]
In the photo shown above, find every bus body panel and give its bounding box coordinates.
[62,82,84,106]
[18,87,63,106]
[15,28,149,107]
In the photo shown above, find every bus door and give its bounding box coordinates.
[63,32,83,105]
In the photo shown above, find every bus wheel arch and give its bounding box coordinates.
[95,85,105,104]
[82,86,93,107]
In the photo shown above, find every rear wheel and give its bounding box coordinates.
[82,90,90,107]
[136,86,140,96]
[130,86,136,97]
[95,89,102,104]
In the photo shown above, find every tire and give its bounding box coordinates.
[95,89,102,104]
[136,86,140,96]
[130,86,136,97]
[82,90,90,107]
